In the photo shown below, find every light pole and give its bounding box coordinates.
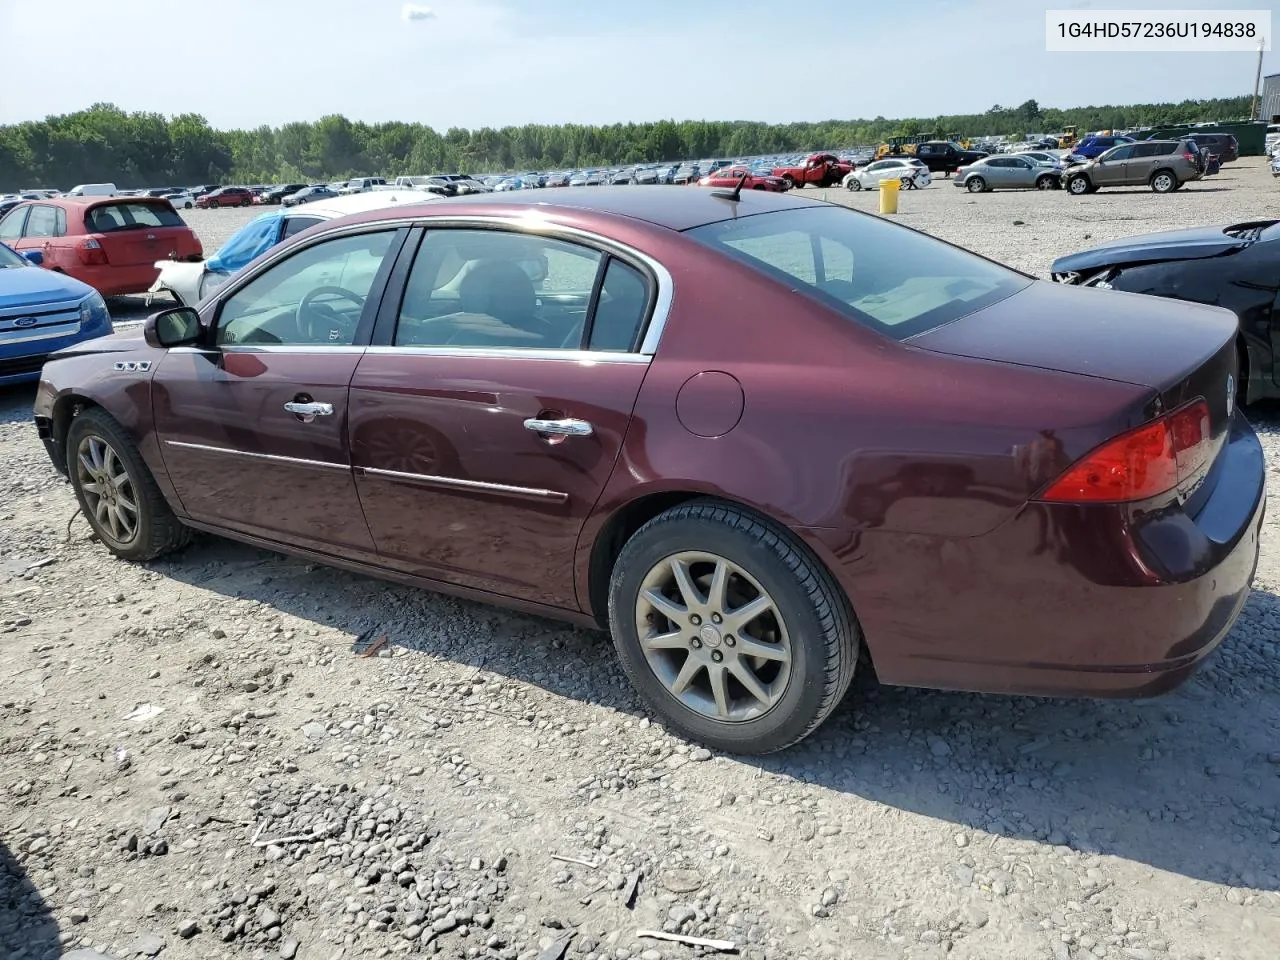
[1251,37,1265,120]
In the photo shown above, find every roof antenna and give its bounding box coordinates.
[711,169,750,201]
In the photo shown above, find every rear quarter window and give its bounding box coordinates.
[686,206,1031,341]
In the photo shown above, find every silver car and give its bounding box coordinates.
[954,155,1062,193]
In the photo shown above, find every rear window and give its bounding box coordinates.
[685,206,1030,341]
[86,201,184,233]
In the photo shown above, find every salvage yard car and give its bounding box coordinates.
[0,196,202,296]
[771,153,854,189]
[1,240,113,385]
[954,155,1062,192]
[696,165,789,192]
[1062,140,1203,195]
[843,158,931,191]
[1050,218,1280,406]
[32,188,1264,755]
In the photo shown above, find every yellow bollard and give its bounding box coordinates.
[879,177,901,214]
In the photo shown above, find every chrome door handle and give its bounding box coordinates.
[284,401,333,417]
[523,417,593,437]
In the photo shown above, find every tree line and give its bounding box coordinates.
[0,96,1254,190]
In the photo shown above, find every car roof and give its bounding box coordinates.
[297,191,442,219]
[18,196,170,208]
[380,185,829,232]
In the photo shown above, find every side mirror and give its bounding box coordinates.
[145,306,202,349]
[22,250,43,266]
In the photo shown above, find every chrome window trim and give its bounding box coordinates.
[164,439,347,472]
[200,213,675,358]
[362,345,649,364]
[358,466,568,503]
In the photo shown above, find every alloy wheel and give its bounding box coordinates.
[75,434,139,548]
[634,551,792,723]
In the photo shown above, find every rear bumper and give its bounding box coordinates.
[69,264,163,297]
[816,416,1267,698]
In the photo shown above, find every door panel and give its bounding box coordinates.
[348,353,647,607]
[153,347,375,552]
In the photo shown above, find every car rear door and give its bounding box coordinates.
[1125,142,1165,182]
[153,226,408,554]
[9,204,60,259]
[347,223,659,610]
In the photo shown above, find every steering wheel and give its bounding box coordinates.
[295,286,366,343]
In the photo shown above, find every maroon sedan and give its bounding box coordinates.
[32,188,1265,754]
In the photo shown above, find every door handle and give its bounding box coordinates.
[284,400,333,420]
[523,417,593,437]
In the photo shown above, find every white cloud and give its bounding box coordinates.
[401,3,435,22]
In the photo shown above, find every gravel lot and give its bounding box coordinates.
[2,160,1279,960]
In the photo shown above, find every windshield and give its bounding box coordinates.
[685,205,1031,340]
[0,242,28,268]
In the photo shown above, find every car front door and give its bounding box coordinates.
[348,224,658,610]
[1091,145,1132,185]
[152,226,408,554]
[1006,156,1037,187]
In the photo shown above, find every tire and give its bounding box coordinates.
[607,500,859,754]
[1150,170,1177,193]
[66,407,191,562]
[784,176,799,189]
[846,178,862,191]
[1035,175,1056,190]
[1066,174,1091,195]
[966,176,987,193]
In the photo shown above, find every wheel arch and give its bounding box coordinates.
[582,489,871,667]
[48,393,102,472]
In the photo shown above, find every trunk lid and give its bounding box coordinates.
[85,200,200,266]
[910,280,1239,499]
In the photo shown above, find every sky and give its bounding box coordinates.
[0,0,1275,131]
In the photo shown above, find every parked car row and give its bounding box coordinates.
[15,186,1266,757]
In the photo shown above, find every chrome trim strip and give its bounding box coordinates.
[202,213,675,358]
[361,345,649,364]
[0,299,83,320]
[164,439,348,472]
[358,466,568,503]
[0,321,82,345]
[220,345,368,355]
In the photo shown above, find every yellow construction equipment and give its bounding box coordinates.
[1059,125,1079,148]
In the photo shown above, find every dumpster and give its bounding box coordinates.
[879,177,900,214]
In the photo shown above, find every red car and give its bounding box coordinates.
[32,189,1264,754]
[772,152,856,189]
[196,187,255,209]
[695,165,789,192]
[0,197,203,297]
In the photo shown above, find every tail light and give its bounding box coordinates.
[77,238,108,266]
[1037,399,1212,504]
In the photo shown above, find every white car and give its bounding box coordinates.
[842,158,931,191]
[166,191,195,209]
[146,191,440,306]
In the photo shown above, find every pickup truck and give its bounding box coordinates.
[771,153,855,189]
[909,141,989,177]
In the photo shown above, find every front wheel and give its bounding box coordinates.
[846,178,862,191]
[784,176,799,190]
[966,176,987,193]
[608,501,859,754]
[1066,174,1091,195]
[66,408,191,562]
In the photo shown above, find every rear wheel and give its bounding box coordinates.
[608,500,859,754]
[66,408,191,562]
[1066,174,1091,195]
[1035,174,1056,190]
[966,176,987,193]
[1150,170,1177,193]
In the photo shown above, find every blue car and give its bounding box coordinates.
[0,242,113,386]
[1067,134,1135,162]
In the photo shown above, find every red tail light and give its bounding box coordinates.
[76,238,108,266]
[1037,399,1212,504]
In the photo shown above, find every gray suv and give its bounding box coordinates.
[1062,140,1202,195]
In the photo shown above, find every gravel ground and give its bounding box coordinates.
[2,160,1279,960]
